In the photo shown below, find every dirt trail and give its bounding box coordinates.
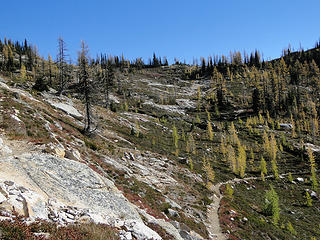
[206,182,225,240]
[206,172,309,239]
[206,177,255,240]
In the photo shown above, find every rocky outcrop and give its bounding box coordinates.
[0,138,12,156]
[0,137,161,240]
[46,100,83,120]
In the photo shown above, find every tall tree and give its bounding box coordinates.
[308,147,318,191]
[152,52,160,67]
[78,41,94,134]
[57,37,68,95]
[47,54,54,87]
[99,56,114,109]
[260,157,267,181]
[252,87,261,114]
[237,144,246,178]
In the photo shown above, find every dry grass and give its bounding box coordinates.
[0,217,119,240]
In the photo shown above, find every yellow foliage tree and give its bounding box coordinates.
[308,147,318,190]
[249,148,255,165]
[227,144,236,173]
[271,158,279,180]
[208,121,214,141]
[290,114,296,138]
[202,157,215,190]
[172,124,179,156]
[220,137,226,158]
[269,134,278,162]
[263,131,270,153]
[225,183,234,199]
[260,157,267,181]
[20,64,26,80]
[229,122,239,145]
[237,144,246,178]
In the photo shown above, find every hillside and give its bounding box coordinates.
[0,38,319,240]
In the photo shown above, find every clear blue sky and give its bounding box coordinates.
[1,0,319,64]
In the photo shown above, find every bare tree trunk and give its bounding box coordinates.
[57,37,67,95]
[105,85,109,109]
[85,93,91,133]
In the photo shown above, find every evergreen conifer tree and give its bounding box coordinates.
[264,185,280,225]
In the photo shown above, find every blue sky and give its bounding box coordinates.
[1,0,319,64]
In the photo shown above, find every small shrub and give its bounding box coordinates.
[287,221,297,235]
[305,191,313,207]
[288,172,293,183]
[85,139,99,151]
[225,183,234,199]
[160,202,171,214]
[264,185,280,225]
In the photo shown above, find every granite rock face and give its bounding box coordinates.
[0,138,161,240]
[47,100,83,120]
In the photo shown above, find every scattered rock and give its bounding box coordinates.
[0,216,11,221]
[165,198,182,209]
[109,94,120,104]
[0,192,6,203]
[65,149,81,161]
[114,219,125,228]
[310,191,317,198]
[124,152,135,161]
[279,123,293,130]
[189,231,204,240]
[170,220,180,229]
[180,230,191,239]
[125,220,162,240]
[304,143,320,152]
[176,99,196,110]
[296,177,304,182]
[54,121,63,131]
[54,147,65,158]
[230,210,237,215]
[13,92,20,99]
[179,230,203,240]
[4,181,14,186]
[120,230,133,240]
[179,223,191,232]
[143,100,185,115]
[138,208,184,240]
[168,208,179,218]
[33,232,50,239]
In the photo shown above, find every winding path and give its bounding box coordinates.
[206,172,309,239]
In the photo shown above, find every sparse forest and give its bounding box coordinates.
[0,36,320,240]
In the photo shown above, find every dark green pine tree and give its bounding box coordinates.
[163,57,169,66]
[152,52,159,67]
[252,87,261,114]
